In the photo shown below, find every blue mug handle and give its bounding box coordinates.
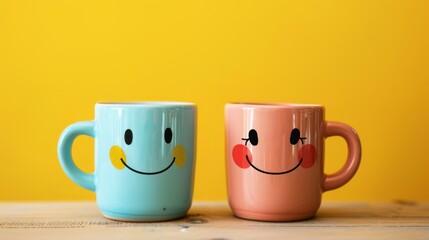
[57,121,96,191]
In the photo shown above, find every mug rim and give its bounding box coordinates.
[96,101,196,107]
[226,102,323,109]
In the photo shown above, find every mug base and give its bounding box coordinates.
[101,209,186,222]
[232,209,315,222]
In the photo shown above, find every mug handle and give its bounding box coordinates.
[323,122,362,191]
[57,121,96,191]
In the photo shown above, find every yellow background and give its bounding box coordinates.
[1,0,428,201]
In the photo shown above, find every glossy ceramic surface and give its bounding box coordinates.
[225,103,361,221]
[58,102,197,221]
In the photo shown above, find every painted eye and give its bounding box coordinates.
[164,128,172,144]
[242,129,258,146]
[290,128,306,145]
[124,129,133,145]
[248,129,258,146]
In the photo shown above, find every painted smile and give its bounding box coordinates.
[246,155,303,175]
[121,157,176,175]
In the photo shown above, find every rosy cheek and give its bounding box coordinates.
[232,144,252,169]
[298,144,317,168]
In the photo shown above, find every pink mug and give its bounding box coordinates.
[225,103,361,221]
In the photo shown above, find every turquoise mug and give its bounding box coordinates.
[57,102,197,221]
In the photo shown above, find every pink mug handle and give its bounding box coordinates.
[323,122,362,191]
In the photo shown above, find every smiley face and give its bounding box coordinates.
[232,128,317,175]
[109,127,186,175]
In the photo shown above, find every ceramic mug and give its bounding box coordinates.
[58,102,197,221]
[225,103,361,221]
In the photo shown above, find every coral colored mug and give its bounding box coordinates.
[225,103,361,221]
[58,102,196,221]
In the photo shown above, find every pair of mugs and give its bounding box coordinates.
[58,102,361,222]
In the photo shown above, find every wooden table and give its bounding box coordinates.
[0,201,428,239]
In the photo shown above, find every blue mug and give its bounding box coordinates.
[57,102,197,221]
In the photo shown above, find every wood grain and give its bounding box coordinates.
[0,201,428,239]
